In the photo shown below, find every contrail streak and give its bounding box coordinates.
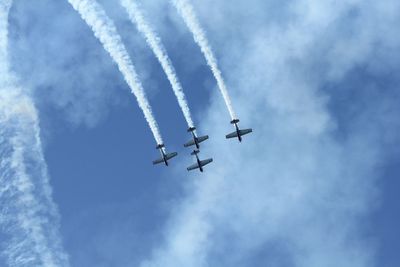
[1,2,69,266]
[121,0,194,128]
[68,0,163,145]
[172,0,237,120]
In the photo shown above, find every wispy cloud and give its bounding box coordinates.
[0,2,69,266]
[4,0,400,266]
[0,90,70,267]
[140,0,400,266]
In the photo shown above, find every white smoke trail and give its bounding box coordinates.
[0,0,12,75]
[121,0,194,128]
[68,0,163,145]
[172,0,237,120]
[0,91,70,267]
[0,1,70,266]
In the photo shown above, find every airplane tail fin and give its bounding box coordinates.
[231,119,240,124]
[187,127,196,132]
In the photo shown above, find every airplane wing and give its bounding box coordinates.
[187,163,200,171]
[153,158,164,165]
[153,152,177,165]
[187,158,213,171]
[239,129,252,136]
[165,152,178,160]
[225,131,239,139]
[184,135,209,147]
[184,140,196,147]
[199,158,213,167]
[226,129,252,139]
[197,135,209,143]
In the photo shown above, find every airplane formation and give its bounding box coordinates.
[153,119,253,173]
[66,0,252,173]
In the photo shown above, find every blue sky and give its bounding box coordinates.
[1,0,400,266]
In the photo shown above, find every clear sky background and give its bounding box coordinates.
[1,0,400,266]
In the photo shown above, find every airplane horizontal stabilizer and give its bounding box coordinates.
[191,150,200,156]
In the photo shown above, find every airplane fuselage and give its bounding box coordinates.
[159,149,169,166]
[191,132,200,149]
[194,154,203,172]
[234,123,242,142]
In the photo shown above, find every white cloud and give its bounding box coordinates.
[0,87,70,267]
[140,0,400,266]
[1,2,69,266]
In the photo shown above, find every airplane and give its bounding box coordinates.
[225,119,253,142]
[152,144,178,166]
[187,150,213,173]
[184,127,209,149]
